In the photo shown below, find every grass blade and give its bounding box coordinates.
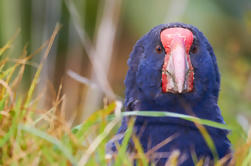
[0,109,18,147]
[0,29,20,56]
[73,102,116,140]
[19,124,77,165]
[114,119,135,166]
[122,111,231,130]
[24,24,61,108]
[77,117,121,166]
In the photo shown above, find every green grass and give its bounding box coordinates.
[0,27,250,166]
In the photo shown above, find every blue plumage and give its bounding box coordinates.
[107,23,231,165]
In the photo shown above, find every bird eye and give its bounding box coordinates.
[155,45,162,54]
[190,44,198,54]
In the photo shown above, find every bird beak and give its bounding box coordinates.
[161,28,194,94]
[167,39,189,93]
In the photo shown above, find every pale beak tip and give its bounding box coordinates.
[177,83,184,93]
[178,89,183,94]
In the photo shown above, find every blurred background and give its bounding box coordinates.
[0,0,250,147]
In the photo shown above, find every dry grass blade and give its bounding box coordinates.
[64,0,117,100]
[195,123,219,162]
[11,46,28,89]
[83,0,122,101]
[146,134,178,157]
[0,29,20,56]
[64,0,93,56]
[24,24,61,108]
[165,150,180,166]
[11,40,49,90]
[132,135,148,166]
[11,64,25,89]
[0,63,18,102]
[0,58,8,70]
[77,118,121,166]
[73,102,116,140]
[67,70,98,89]
[0,79,14,104]
[19,124,77,165]
[25,39,49,62]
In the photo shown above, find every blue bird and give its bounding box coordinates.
[106,23,232,166]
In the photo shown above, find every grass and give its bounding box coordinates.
[0,27,251,166]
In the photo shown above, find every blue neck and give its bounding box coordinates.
[136,94,224,124]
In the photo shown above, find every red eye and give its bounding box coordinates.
[155,45,162,54]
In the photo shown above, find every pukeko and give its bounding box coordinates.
[106,23,232,165]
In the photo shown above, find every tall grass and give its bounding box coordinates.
[0,26,251,166]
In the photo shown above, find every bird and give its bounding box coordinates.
[106,23,232,166]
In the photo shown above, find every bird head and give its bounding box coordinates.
[125,23,220,108]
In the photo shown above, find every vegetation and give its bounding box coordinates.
[0,0,250,165]
[0,27,250,166]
